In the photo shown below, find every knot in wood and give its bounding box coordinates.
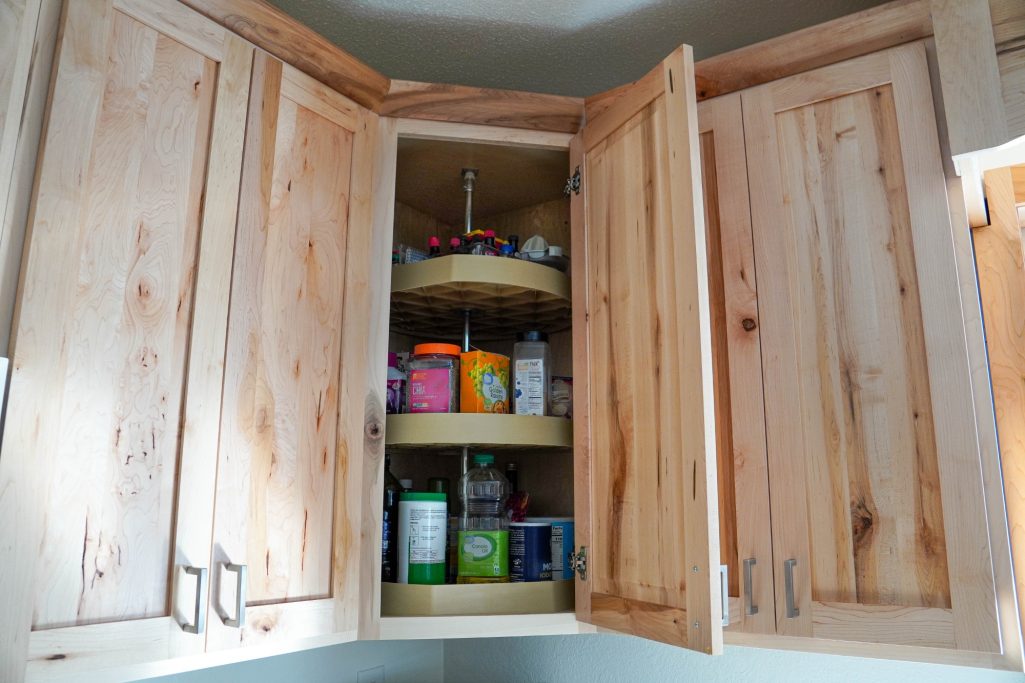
[365,421,383,439]
[741,317,757,331]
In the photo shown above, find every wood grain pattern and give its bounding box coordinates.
[974,167,1025,658]
[930,0,1009,155]
[0,1,249,678]
[580,46,721,654]
[698,93,775,634]
[177,0,389,111]
[744,44,1000,652]
[479,199,571,257]
[381,80,583,133]
[812,602,954,649]
[992,0,1025,139]
[392,201,453,257]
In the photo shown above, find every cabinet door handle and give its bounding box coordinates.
[784,558,800,618]
[223,563,247,628]
[743,558,758,616]
[182,566,208,634]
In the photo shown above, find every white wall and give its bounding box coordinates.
[145,640,444,683]
[444,634,1025,683]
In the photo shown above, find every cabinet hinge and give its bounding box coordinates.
[564,167,581,197]
[569,546,587,580]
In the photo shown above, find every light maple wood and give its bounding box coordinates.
[393,201,453,257]
[0,1,252,680]
[974,167,1025,657]
[930,0,1009,155]
[381,581,574,617]
[697,93,774,635]
[380,614,586,640]
[177,0,390,111]
[381,79,584,133]
[744,43,1001,653]
[577,46,721,655]
[394,117,574,151]
[992,0,1025,139]
[206,53,377,652]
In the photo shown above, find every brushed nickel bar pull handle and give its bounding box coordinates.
[720,564,730,627]
[223,563,247,628]
[784,558,800,618]
[182,566,208,634]
[743,558,759,616]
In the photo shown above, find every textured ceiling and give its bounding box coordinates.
[268,0,890,97]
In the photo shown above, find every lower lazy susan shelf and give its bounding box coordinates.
[382,580,574,617]
[384,413,573,450]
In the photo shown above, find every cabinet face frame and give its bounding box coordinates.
[0,0,253,680]
[741,41,1019,668]
[571,45,723,655]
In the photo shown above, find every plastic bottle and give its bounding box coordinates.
[386,352,406,414]
[381,455,401,582]
[512,331,552,416]
[428,236,441,258]
[457,454,510,583]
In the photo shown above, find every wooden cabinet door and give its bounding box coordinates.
[744,42,1002,653]
[697,93,775,635]
[0,1,252,680]
[572,45,723,654]
[205,52,380,652]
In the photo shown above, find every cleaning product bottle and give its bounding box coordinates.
[381,455,401,582]
[457,454,510,583]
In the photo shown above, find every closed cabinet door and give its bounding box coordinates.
[744,42,1003,654]
[572,45,723,654]
[0,1,252,680]
[205,53,380,651]
[697,93,775,634]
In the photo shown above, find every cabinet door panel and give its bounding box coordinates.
[744,42,1000,652]
[697,93,775,634]
[206,54,377,651]
[573,45,722,654]
[0,0,251,680]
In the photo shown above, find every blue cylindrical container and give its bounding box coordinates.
[528,517,575,580]
[509,522,552,582]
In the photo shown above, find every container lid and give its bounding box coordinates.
[509,521,551,527]
[428,236,441,247]
[473,454,495,465]
[526,517,574,523]
[517,330,549,343]
[388,352,398,367]
[413,343,461,357]
[400,492,446,502]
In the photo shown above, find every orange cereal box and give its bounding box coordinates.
[460,351,509,413]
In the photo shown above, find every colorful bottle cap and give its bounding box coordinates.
[473,454,495,465]
[428,236,441,247]
[413,343,461,356]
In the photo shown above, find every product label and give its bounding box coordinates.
[550,525,564,574]
[386,378,405,414]
[406,507,447,565]
[513,359,545,415]
[457,530,509,577]
[409,368,453,413]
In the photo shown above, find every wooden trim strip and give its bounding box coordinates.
[581,59,664,151]
[393,117,573,150]
[812,602,955,649]
[177,0,390,111]
[381,79,583,133]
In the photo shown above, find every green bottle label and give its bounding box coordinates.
[457,530,509,577]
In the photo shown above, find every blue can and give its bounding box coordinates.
[528,517,574,580]
[510,522,552,582]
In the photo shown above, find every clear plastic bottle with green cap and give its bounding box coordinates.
[457,454,510,583]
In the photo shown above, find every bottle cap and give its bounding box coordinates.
[428,236,441,247]
[500,244,515,255]
[413,343,461,357]
[399,491,446,502]
[484,229,496,238]
[449,237,461,247]
[516,330,549,343]
[473,454,495,465]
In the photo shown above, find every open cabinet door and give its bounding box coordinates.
[571,45,722,654]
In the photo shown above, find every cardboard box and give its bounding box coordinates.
[460,351,509,413]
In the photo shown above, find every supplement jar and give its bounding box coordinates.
[407,343,460,413]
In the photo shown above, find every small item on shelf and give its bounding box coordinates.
[500,243,515,257]
[400,478,414,492]
[484,229,497,256]
[457,454,510,583]
[507,234,520,256]
[512,331,551,416]
[428,235,441,257]
[528,517,575,581]
[520,235,548,261]
[428,477,453,582]
[386,352,406,414]
[551,376,573,418]
[505,462,518,493]
[381,455,401,583]
[505,489,529,523]
[460,350,509,413]
[407,343,460,413]
[510,522,552,582]
[397,492,448,585]
[449,237,462,254]
[399,244,428,264]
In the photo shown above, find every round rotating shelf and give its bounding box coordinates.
[385,413,573,451]
[390,255,571,340]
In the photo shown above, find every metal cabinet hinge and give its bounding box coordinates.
[569,546,587,580]
[564,167,581,196]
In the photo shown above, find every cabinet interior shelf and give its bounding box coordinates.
[382,579,574,617]
[390,255,571,340]
[385,413,573,450]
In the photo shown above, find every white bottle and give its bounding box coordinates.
[512,331,551,416]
